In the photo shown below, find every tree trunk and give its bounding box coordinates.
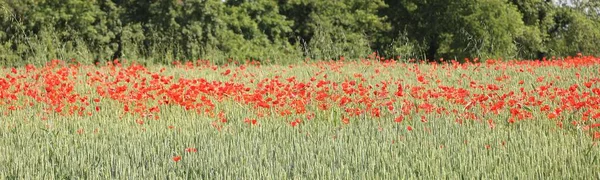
[426,36,439,62]
[111,31,123,61]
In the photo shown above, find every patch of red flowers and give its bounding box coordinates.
[2,56,600,141]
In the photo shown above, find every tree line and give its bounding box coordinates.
[1,0,599,65]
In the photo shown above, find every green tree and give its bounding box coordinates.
[545,8,600,56]
[384,0,526,61]
[280,0,389,59]
[509,0,555,59]
[446,0,525,59]
[510,0,600,58]
[0,0,110,64]
[2,0,600,65]
[221,0,299,61]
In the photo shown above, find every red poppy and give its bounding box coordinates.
[488,119,495,129]
[394,116,403,123]
[548,113,557,119]
[594,132,600,139]
[584,81,593,88]
[77,128,84,135]
[244,118,257,125]
[172,156,182,162]
[185,148,198,153]
[290,118,302,127]
[290,121,299,127]
[508,118,515,124]
[221,69,231,76]
[342,116,350,124]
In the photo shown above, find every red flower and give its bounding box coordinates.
[417,75,427,84]
[218,112,227,123]
[172,156,182,162]
[395,84,404,97]
[149,106,160,113]
[556,121,563,128]
[584,81,593,88]
[221,69,231,76]
[77,128,84,135]
[548,113,557,119]
[257,101,270,108]
[244,118,257,125]
[407,126,413,131]
[342,116,350,124]
[488,119,495,129]
[185,148,198,153]
[290,121,299,127]
[371,108,381,118]
[394,116,404,123]
[290,118,302,127]
[508,118,515,124]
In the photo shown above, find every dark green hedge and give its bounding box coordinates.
[1,0,599,65]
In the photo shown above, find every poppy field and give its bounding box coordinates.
[1,55,600,178]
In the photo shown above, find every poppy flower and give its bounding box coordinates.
[221,69,231,76]
[342,116,350,124]
[185,148,198,153]
[290,121,299,127]
[290,118,302,127]
[394,116,403,123]
[488,119,495,129]
[508,118,515,124]
[548,113,557,119]
[244,118,257,125]
[172,156,182,162]
[584,81,593,88]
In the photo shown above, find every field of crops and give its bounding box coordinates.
[1,56,600,178]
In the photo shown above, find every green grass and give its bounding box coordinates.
[1,113,598,179]
[0,59,599,179]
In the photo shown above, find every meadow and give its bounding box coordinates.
[0,55,599,179]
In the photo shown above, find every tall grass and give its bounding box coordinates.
[0,57,599,178]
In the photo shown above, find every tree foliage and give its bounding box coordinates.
[0,0,599,65]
